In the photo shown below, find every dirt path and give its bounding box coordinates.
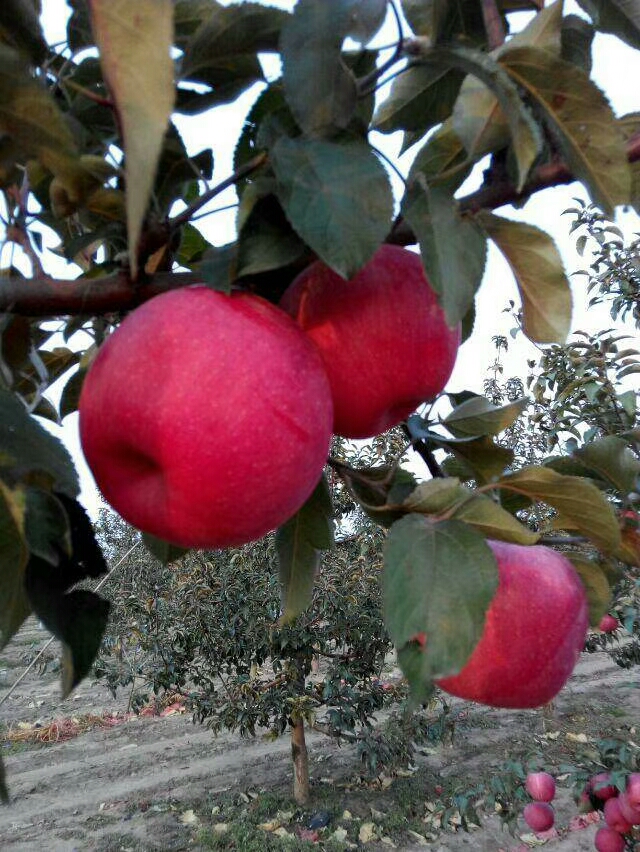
[1,620,639,851]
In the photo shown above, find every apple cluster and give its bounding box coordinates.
[79,245,459,548]
[523,770,640,851]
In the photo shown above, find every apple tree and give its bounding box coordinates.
[1,0,640,805]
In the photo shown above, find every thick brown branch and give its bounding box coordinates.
[2,135,640,316]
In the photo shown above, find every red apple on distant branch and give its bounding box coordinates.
[280,245,460,439]
[523,801,555,833]
[79,286,333,548]
[436,541,589,708]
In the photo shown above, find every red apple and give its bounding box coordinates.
[435,541,589,708]
[617,791,640,826]
[595,827,626,852]
[79,286,333,548]
[525,771,556,802]
[590,772,617,802]
[604,797,633,834]
[280,244,460,439]
[523,801,554,833]
[626,773,640,808]
[599,614,620,633]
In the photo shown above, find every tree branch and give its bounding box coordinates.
[480,0,506,50]
[2,135,640,316]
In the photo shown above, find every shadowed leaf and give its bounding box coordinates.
[568,555,611,627]
[142,533,189,565]
[576,0,640,50]
[0,480,29,649]
[277,474,334,623]
[443,394,528,437]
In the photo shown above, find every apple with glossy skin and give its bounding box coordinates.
[525,771,556,803]
[280,245,460,439]
[595,827,626,852]
[523,802,555,833]
[435,541,589,709]
[79,286,333,548]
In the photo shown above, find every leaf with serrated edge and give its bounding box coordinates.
[568,555,611,627]
[271,136,393,279]
[476,212,572,344]
[451,494,539,545]
[0,480,29,649]
[443,394,528,437]
[277,475,334,623]
[384,516,498,681]
[500,45,630,215]
[574,436,640,495]
[401,177,486,326]
[495,466,620,553]
[88,0,174,278]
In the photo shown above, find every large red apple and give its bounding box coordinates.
[79,286,333,548]
[436,541,589,708]
[280,245,460,439]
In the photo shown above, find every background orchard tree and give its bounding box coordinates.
[1,0,640,806]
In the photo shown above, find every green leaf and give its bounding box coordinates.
[408,119,471,191]
[276,474,334,623]
[374,64,465,139]
[567,555,611,627]
[443,394,528,437]
[196,243,238,293]
[334,461,418,528]
[237,195,308,277]
[25,488,71,565]
[573,436,640,495]
[89,0,174,278]
[402,477,467,514]
[0,0,48,65]
[271,135,393,279]
[142,532,189,565]
[59,367,86,419]
[400,0,485,45]
[500,46,630,215]
[561,14,594,74]
[576,0,640,49]
[0,44,78,175]
[0,479,29,649]
[0,387,79,496]
[401,177,486,326]
[437,435,514,485]
[451,2,561,175]
[475,213,572,344]
[280,0,357,136]
[384,515,499,683]
[413,44,542,189]
[451,494,539,544]
[495,466,621,553]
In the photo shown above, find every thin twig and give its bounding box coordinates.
[480,0,507,50]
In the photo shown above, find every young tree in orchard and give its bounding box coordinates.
[1,0,640,806]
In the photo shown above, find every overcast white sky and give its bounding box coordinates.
[24,2,640,514]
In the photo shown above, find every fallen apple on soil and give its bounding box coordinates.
[79,286,333,548]
[435,541,589,708]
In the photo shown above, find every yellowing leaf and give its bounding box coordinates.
[476,213,572,344]
[501,45,630,214]
[89,0,174,278]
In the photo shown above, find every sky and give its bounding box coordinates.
[15,1,640,515]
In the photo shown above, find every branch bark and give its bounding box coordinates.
[2,135,640,317]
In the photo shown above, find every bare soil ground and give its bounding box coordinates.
[1,619,638,852]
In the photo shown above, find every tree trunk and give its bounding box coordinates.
[291,715,310,805]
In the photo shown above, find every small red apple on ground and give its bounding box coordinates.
[599,614,620,633]
[526,771,556,802]
[280,244,460,439]
[616,791,640,825]
[595,826,626,852]
[79,287,333,548]
[435,541,589,708]
[523,801,555,832]
[626,772,640,808]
